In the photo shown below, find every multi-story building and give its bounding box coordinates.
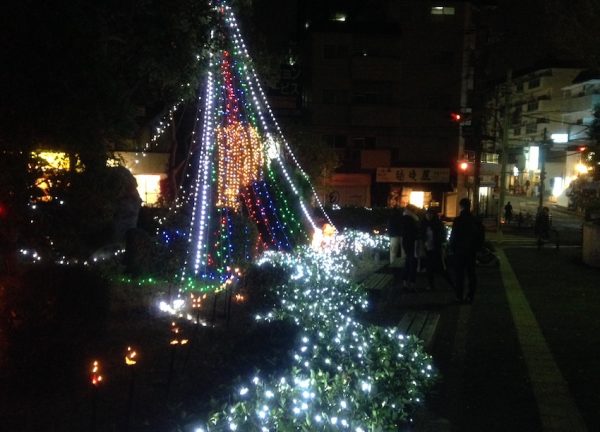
[556,70,600,206]
[487,66,583,204]
[299,1,475,214]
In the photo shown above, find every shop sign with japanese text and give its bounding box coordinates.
[376,167,450,183]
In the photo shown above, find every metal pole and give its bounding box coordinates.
[538,128,548,210]
[498,70,512,230]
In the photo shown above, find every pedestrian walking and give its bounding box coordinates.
[449,198,483,303]
[504,201,513,224]
[423,208,454,291]
[388,207,403,266]
[534,206,551,249]
[400,205,420,291]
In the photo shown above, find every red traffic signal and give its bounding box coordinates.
[450,112,462,122]
[458,161,469,172]
[567,144,588,152]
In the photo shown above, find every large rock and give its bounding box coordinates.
[110,166,142,243]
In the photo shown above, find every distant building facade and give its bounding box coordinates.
[298,1,475,213]
[485,66,591,207]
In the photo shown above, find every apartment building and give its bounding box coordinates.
[300,1,473,213]
[488,67,583,201]
[556,70,600,206]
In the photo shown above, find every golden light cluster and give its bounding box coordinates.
[124,346,138,366]
[191,292,208,309]
[215,122,264,209]
[90,360,103,386]
[170,322,189,346]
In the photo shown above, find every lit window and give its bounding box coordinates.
[134,174,165,206]
[409,191,425,208]
[551,133,568,143]
[526,146,539,171]
[552,177,564,197]
[431,6,455,15]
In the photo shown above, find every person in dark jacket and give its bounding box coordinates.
[401,205,420,290]
[534,206,551,239]
[423,208,454,291]
[388,208,403,266]
[504,201,513,224]
[449,198,480,303]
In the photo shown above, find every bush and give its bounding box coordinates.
[238,263,287,312]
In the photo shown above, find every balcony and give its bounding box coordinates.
[562,94,600,113]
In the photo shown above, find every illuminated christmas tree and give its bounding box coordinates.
[180,1,331,288]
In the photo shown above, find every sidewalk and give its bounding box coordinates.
[368,233,593,431]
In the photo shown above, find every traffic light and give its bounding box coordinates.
[450,112,462,122]
[566,144,588,152]
[458,160,471,173]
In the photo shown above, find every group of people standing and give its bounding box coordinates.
[388,198,482,304]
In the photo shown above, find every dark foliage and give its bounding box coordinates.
[328,206,399,232]
[24,166,142,259]
[238,263,287,312]
[1,266,111,386]
[0,0,213,155]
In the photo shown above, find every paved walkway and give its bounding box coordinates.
[371,231,590,431]
[496,247,587,431]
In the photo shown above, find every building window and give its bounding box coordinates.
[353,90,391,104]
[511,106,522,125]
[135,174,165,206]
[323,89,347,104]
[323,44,348,59]
[331,12,347,22]
[482,152,499,164]
[323,134,347,148]
[431,51,454,66]
[430,6,455,15]
[528,77,540,89]
[516,82,524,93]
[526,146,539,171]
[513,127,521,136]
[353,81,392,105]
[527,100,539,111]
[353,137,376,149]
[427,94,453,109]
[526,123,537,134]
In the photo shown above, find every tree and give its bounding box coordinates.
[0,0,215,260]
[282,121,339,191]
[0,1,213,158]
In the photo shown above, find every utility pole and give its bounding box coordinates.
[497,70,511,230]
[538,127,550,210]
